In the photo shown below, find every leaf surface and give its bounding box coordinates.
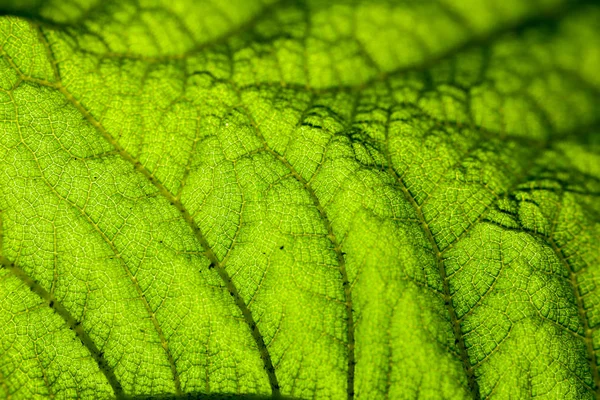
[0,0,599,399]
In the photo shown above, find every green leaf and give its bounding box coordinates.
[0,0,599,399]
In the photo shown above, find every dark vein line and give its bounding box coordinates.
[1,49,281,396]
[0,73,184,395]
[490,215,600,394]
[62,87,279,395]
[6,0,289,64]
[33,340,55,399]
[175,116,202,199]
[326,0,583,91]
[0,256,125,399]
[35,24,60,81]
[49,184,184,396]
[6,0,578,96]
[435,146,549,257]
[547,196,600,395]
[382,108,480,399]
[235,101,356,399]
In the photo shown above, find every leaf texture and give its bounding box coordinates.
[0,0,599,399]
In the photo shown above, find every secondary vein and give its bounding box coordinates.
[236,99,356,400]
[0,256,125,399]
[58,81,281,396]
[0,78,184,396]
[382,107,480,399]
[546,193,600,396]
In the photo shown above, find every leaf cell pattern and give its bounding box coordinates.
[0,0,599,399]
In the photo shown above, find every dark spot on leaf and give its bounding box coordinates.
[49,301,54,308]
[279,246,284,250]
